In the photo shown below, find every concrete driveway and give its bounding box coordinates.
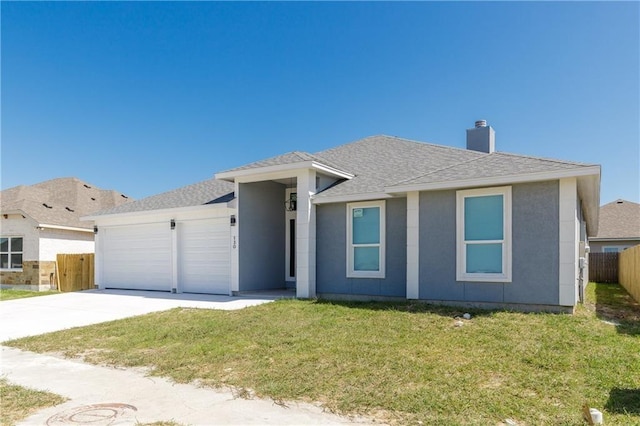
[0,289,275,341]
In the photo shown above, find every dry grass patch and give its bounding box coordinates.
[6,283,640,425]
[0,379,67,425]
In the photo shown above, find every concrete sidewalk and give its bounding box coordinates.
[2,346,375,425]
[0,289,276,342]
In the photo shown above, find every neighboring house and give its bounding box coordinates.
[87,121,601,312]
[589,199,640,253]
[0,177,132,290]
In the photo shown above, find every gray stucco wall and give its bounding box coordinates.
[316,198,406,297]
[238,181,285,291]
[419,181,560,306]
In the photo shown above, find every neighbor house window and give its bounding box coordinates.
[456,187,511,282]
[603,247,622,253]
[347,200,385,278]
[1,237,24,270]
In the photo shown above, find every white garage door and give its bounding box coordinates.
[178,218,230,294]
[102,223,172,291]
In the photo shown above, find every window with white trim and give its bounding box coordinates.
[347,200,385,278]
[456,187,511,282]
[1,237,24,270]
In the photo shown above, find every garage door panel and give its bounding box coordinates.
[179,219,230,294]
[102,224,172,291]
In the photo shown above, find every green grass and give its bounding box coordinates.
[6,283,640,425]
[0,289,59,301]
[0,379,67,426]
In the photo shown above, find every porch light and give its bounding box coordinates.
[230,215,236,226]
[94,226,98,234]
[285,193,297,211]
[170,219,176,230]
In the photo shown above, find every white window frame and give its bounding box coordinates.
[456,186,512,282]
[1,236,24,271]
[346,200,386,278]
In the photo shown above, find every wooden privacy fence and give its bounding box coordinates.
[589,252,619,283]
[56,253,95,292]
[619,245,640,303]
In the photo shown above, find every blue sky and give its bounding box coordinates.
[2,1,638,204]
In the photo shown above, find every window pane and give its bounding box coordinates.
[603,247,619,253]
[353,207,380,244]
[11,254,23,269]
[1,254,8,269]
[0,238,7,252]
[11,237,23,252]
[354,247,379,271]
[466,243,502,273]
[465,195,503,241]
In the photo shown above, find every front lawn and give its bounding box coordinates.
[0,289,59,301]
[6,283,640,425]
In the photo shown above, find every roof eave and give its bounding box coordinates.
[385,166,601,194]
[215,161,354,182]
[82,201,234,221]
[589,237,640,242]
[36,224,94,233]
[312,192,394,204]
[384,165,602,236]
[0,208,30,218]
[577,170,601,237]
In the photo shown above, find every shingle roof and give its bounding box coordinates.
[313,135,485,198]
[0,177,132,229]
[217,134,599,200]
[90,177,234,216]
[310,135,596,199]
[222,151,346,174]
[592,199,640,240]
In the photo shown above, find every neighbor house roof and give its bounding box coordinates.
[0,177,132,230]
[87,177,234,217]
[590,199,640,241]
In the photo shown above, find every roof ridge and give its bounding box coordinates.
[378,134,474,153]
[601,199,640,207]
[315,134,479,156]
